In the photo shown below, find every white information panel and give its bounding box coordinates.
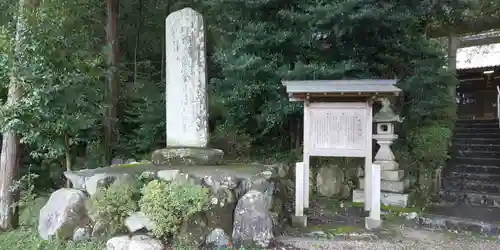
[304,102,370,157]
[298,101,373,215]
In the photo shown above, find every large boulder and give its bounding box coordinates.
[63,171,89,190]
[236,170,274,206]
[72,226,91,241]
[316,165,344,197]
[106,235,164,250]
[38,188,89,240]
[85,173,135,196]
[232,190,274,248]
[206,228,231,248]
[62,162,293,245]
[203,174,238,235]
[64,163,155,190]
[125,212,156,233]
[156,169,180,182]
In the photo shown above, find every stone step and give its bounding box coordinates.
[408,204,500,236]
[456,119,498,124]
[455,127,500,134]
[453,137,500,145]
[453,164,500,175]
[438,189,500,207]
[453,150,500,158]
[442,178,500,193]
[352,189,409,208]
[454,132,500,139]
[445,171,500,183]
[454,143,500,152]
[455,119,499,129]
[452,156,500,166]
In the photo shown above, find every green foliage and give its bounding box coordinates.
[118,78,165,158]
[204,1,458,203]
[0,0,464,208]
[116,0,203,158]
[209,126,254,160]
[0,0,104,163]
[0,228,104,250]
[88,182,139,235]
[9,172,43,227]
[408,124,453,168]
[139,180,211,238]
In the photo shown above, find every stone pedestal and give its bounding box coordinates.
[372,133,408,198]
[353,133,409,207]
[151,147,224,166]
[352,98,409,207]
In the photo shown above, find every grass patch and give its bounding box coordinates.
[0,228,104,250]
[344,201,422,213]
[0,194,105,250]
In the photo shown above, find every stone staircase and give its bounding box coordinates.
[421,119,500,235]
[441,119,500,206]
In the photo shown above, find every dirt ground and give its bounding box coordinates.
[276,198,500,250]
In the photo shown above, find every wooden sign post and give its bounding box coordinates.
[282,80,401,228]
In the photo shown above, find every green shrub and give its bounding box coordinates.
[210,127,254,160]
[408,124,452,169]
[139,180,211,238]
[88,182,139,235]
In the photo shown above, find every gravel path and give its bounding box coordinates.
[279,198,500,249]
[277,236,500,250]
[276,227,500,250]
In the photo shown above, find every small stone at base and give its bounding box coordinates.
[365,217,382,230]
[352,189,409,207]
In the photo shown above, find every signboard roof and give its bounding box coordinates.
[282,80,401,95]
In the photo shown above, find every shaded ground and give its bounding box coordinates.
[277,233,500,250]
[278,197,500,249]
[3,196,500,249]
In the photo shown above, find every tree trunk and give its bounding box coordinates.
[64,134,72,188]
[0,0,26,230]
[0,133,21,230]
[104,0,120,164]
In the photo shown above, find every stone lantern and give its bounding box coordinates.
[373,98,401,169]
[371,98,409,206]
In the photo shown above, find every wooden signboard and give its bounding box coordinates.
[282,79,400,227]
[297,102,373,214]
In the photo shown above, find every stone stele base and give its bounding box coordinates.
[291,215,307,228]
[365,217,382,230]
[151,147,224,166]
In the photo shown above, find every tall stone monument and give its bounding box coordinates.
[152,7,223,165]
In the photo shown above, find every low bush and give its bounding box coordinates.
[139,180,211,238]
[408,123,452,168]
[88,182,139,235]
